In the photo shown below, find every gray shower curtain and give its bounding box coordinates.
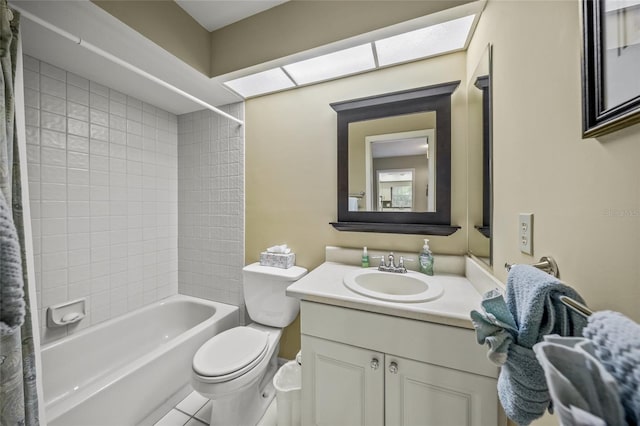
[0,1,39,425]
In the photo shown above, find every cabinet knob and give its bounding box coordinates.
[389,361,398,374]
[370,358,380,370]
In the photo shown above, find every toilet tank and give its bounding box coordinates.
[242,263,307,328]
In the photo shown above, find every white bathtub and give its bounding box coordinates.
[41,295,239,426]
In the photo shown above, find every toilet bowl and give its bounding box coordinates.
[191,263,307,426]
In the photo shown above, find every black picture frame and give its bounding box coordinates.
[582,0,640,138]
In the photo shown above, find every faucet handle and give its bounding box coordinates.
[370,256,386,269]
[398,256,414,273]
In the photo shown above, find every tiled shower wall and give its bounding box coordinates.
[177,107,245,319]
[23,55,179,343]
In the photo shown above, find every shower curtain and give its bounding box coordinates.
[0,1,39,425]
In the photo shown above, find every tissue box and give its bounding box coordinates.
[260,252,295,269]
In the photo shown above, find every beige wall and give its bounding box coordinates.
[246,53,468,358]
[209,0,472,77]
[468,2,640,421]
[92,0,211,76]
[92,0,473,78]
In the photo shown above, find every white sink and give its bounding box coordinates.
[343,269,444,303]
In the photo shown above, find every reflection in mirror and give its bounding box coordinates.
[331,81,460,235]
[467,44,493,265]
[348,112,436,212]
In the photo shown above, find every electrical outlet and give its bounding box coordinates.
[519,213,533,255]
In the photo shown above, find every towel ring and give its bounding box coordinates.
[504,256,559,278]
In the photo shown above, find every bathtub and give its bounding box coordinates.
[41,295,239,426]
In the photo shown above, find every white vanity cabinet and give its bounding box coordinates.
[300,301,502,426]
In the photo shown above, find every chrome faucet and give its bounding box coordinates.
[377,252,412,273]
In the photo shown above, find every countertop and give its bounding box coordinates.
[286,261,484,329]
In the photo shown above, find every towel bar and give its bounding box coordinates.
[504,256,559,278]
[559,296,592,318]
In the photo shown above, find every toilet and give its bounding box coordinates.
[191,262,307,426]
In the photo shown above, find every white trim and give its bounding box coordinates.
[14,36,47,425]
[364,129,433,211]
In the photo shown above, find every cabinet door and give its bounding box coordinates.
[385,355,499,426]
[301,335,384,426]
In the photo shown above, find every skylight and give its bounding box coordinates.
[224,14,476,99]
[224,68,295,98]
[375,15,475,66]
[283,44,376,85]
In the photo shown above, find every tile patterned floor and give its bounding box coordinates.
[154,390,277,426]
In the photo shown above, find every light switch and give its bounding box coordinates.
[519,213,533,255]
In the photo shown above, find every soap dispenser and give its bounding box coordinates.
[361,246,369,268]
[419,239,434,276]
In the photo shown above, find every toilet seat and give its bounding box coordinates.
[193,327,269,384]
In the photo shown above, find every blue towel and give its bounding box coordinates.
[470,265,588,425]
[583,311,640,425]
[533,336,626,426]
[470,289,518,365]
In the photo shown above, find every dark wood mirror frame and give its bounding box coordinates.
[330,81,461,236]
[474,74,491,239]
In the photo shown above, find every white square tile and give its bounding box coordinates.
[90,140,109,156]
[25,107,39,127]
[41,147,66,167]
[42,251,67,272]
[68,152,89,169]
[127,105,142,122]
[40,128,67,149]
[67,233,90,250]
[41,62,66,82]
[68,118,90,137]
[26,126,40,146]
[67,85,89,106]
[127,97,143,109]
[68,264,90,284]
[89,81,109,97]
[41,183,66,201]
[42,286,68,307]
[110,100,126,117]
[24,69,40,90]
[90,124,109,141]
[110,89,127,103]
[68,135,89,153]
[41,217,67,236]
[41,76,66,98]
[90,93,109,112]
[176,392,209,415]
[193,400,212,424]
[68,169,90,186]
[67,72,89,90]
[90,155,109,172]
[183,418,206,426]
[154,409,190,426]
[67,185,90,202]
[41,94,66,115]
[68,102,89,121]
[90,109,109,126]
[41,166,66,184]
[25,88,39,109]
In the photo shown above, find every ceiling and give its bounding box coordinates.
[175,0,289,31]
[14,1,483,117]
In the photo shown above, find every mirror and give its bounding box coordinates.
[467,44,493,265]
[348,112,436,212]
[331,81,460,235]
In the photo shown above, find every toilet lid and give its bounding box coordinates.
[193,327,269,378]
